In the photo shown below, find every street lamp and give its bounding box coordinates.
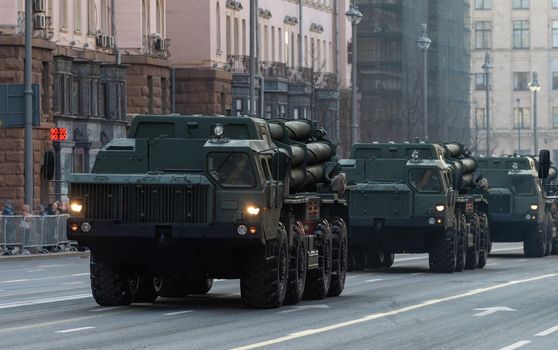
[516,98,521,155]
[528,72,541,153]
[482,52,492,156]
[346,3,363,146]
[417,23,431,141]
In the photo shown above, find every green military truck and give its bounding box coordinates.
[341,142,490,273]
[477,155,557,257]
[66,115,349,309]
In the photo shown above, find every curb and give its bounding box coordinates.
[0,251,90,261]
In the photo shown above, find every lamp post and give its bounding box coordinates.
[482,52,492,156]
[249,0,257,116]
[417,23,431,141]
[24,0,33,208]
[528,72,541,153]
[346,3,363,146]
[515,98,523,155]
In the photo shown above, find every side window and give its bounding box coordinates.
[261,158,271,180]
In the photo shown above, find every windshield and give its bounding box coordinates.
[409,169,442,193]
[510,176,536,195]
[207,153,256,187]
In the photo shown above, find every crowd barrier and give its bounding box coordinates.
[0,214,76,255]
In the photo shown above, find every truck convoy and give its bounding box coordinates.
[341,142,490,273]
[66,115,349,309]
[477,155,557,257]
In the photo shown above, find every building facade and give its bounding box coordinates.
[0,0,170,210]
[357,0,471,144]
[167,0,353,154]
[471,0,558,160]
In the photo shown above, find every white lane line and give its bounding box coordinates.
[491,247,524,253]
[395,256,428,262]
[38,264,62,268]
[0,273,89,284]
[2,279,30,283]
[277,305,330,314]
[0,294,91,310]
[72,273,89,277]
[517,259,528,262]
[26,269,46,273]
[90,306,125,312]
[499,340,531,350]
[411,273,425,276]
[486,263,500,266]
[535,324,558,337]
[231,273,557,350]
[164,310,194,316]
[62,282,86,286]
[56,326,95,334]
[365,279,384,283]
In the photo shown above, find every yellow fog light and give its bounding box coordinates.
[249,226,257,234]
[70,223,79,232]
[530,204,539,211]
[435,205,445,212]
[247,206,260,215]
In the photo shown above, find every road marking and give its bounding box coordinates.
[535,324,558,337]
[56,326,95,334]
[499,340,531,350]
[473,306,515,317]
[517,259,528,262]
[278,305,330,314]
[0,294,91,310]
[0,273,89,284]
[486,263,500,267]
[231,273,557,350]
[411,273,425,276]
[26,269,46,272]
[72,273,89,276]
[1,279,30,283]
[365,279,384,283]
[38,264,62,268]
[62,282,86,285]
[164,310,194,316]
[90,306,125,312]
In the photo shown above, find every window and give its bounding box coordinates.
[71,78,80,115]
[474,21,492,49]
[554,72,558,89]
[264,104,272,118]
[511,177,535,195]
[242,19,247,55]
[554,0,558,8]
[74,0,82,31]
[475,0,491,9]
[226,16,231,55]
[88,0,95,34]
[514,107,530,128]
[73,148,85,173]
[235,98,242,116]
[513,72,529,90]
[208,153,256,188]
[278,28,282,63]
[142,0,149,41]
[234,18,239,56]
[156,0,164,36]
[279,104,286,118]
[101,0,110,34]
[553,21,558,48]
[271,26,276,61]
[475,108,486,128]
[60,0,68,28]
[216,2,221,53]
[552,107,558,128]
[264,25,269,61]
[409,169,442,193]
[512,0,529,9]
[293,108,299,119]
[513,20,529,48]
[475,73,487,90]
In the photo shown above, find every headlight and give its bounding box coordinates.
[247,206,260,215]
[70,201,83,213]
[530,204,539,211]
[214,124,225,137]
[435,205,445,212]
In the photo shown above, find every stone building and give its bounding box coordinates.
[0,0,170,210]
[166,0,353,155]
[357,0,471,144]
[471,0,558,160]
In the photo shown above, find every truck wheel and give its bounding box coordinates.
[477,215,489,268]
[130,270,158,303]
[455,225,466,272]
[524,225,546,258]
[153,276,189,298]
[186,278,213,295]
[284,234,307,305]
[381,253,395,268]
[303,220,332,300]
[328,218,348,297]
[240,222,289,309]
[465,220,479,270]
[429,226,457,273]
[90,256,133,306]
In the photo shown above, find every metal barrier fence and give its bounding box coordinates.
[0,214,75,255]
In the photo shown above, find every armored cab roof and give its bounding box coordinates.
[351,143,446,160]
[127,114,271,142]
[477,156,536,171]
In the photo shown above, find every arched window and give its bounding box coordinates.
[156,0,163,36]
[216,2,221,52]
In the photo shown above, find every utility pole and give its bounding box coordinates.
[24,0,33,208]
[249,0,256,116]
[346,3,363,146]
[529,72,541,153]
[417,24,432,141]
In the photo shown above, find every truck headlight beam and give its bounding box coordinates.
[247,206,260,215]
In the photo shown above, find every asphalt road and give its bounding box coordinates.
[1,243,558,350]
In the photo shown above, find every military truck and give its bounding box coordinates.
[66,115,349,309]
[477,155,556,257]
[341,142,490,273]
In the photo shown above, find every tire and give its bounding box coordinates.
[465,219,479,270]
[382,253,395,268]
[153,276,189,298]
[477,215,489,269]
[130,270,158,303]
[303,220,332,300]
[284,234,307,305]
[429,225,457,273]
[524,225,546,258]
[328,218,348,297]
[455,217,466,272]
[240,222,289,309]
[185,278,213,295]
[90,256,133,306]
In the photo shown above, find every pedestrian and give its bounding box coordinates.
[21,204,31,217]
[39,204,47,216]
[46,202,59,215]
[2,200,14,215]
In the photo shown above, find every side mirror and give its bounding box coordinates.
[272,151,290,181]
[539,149,550,179]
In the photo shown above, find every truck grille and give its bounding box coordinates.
[486,193,511,214]
[349,190,411,218]
[71,183,210,224]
